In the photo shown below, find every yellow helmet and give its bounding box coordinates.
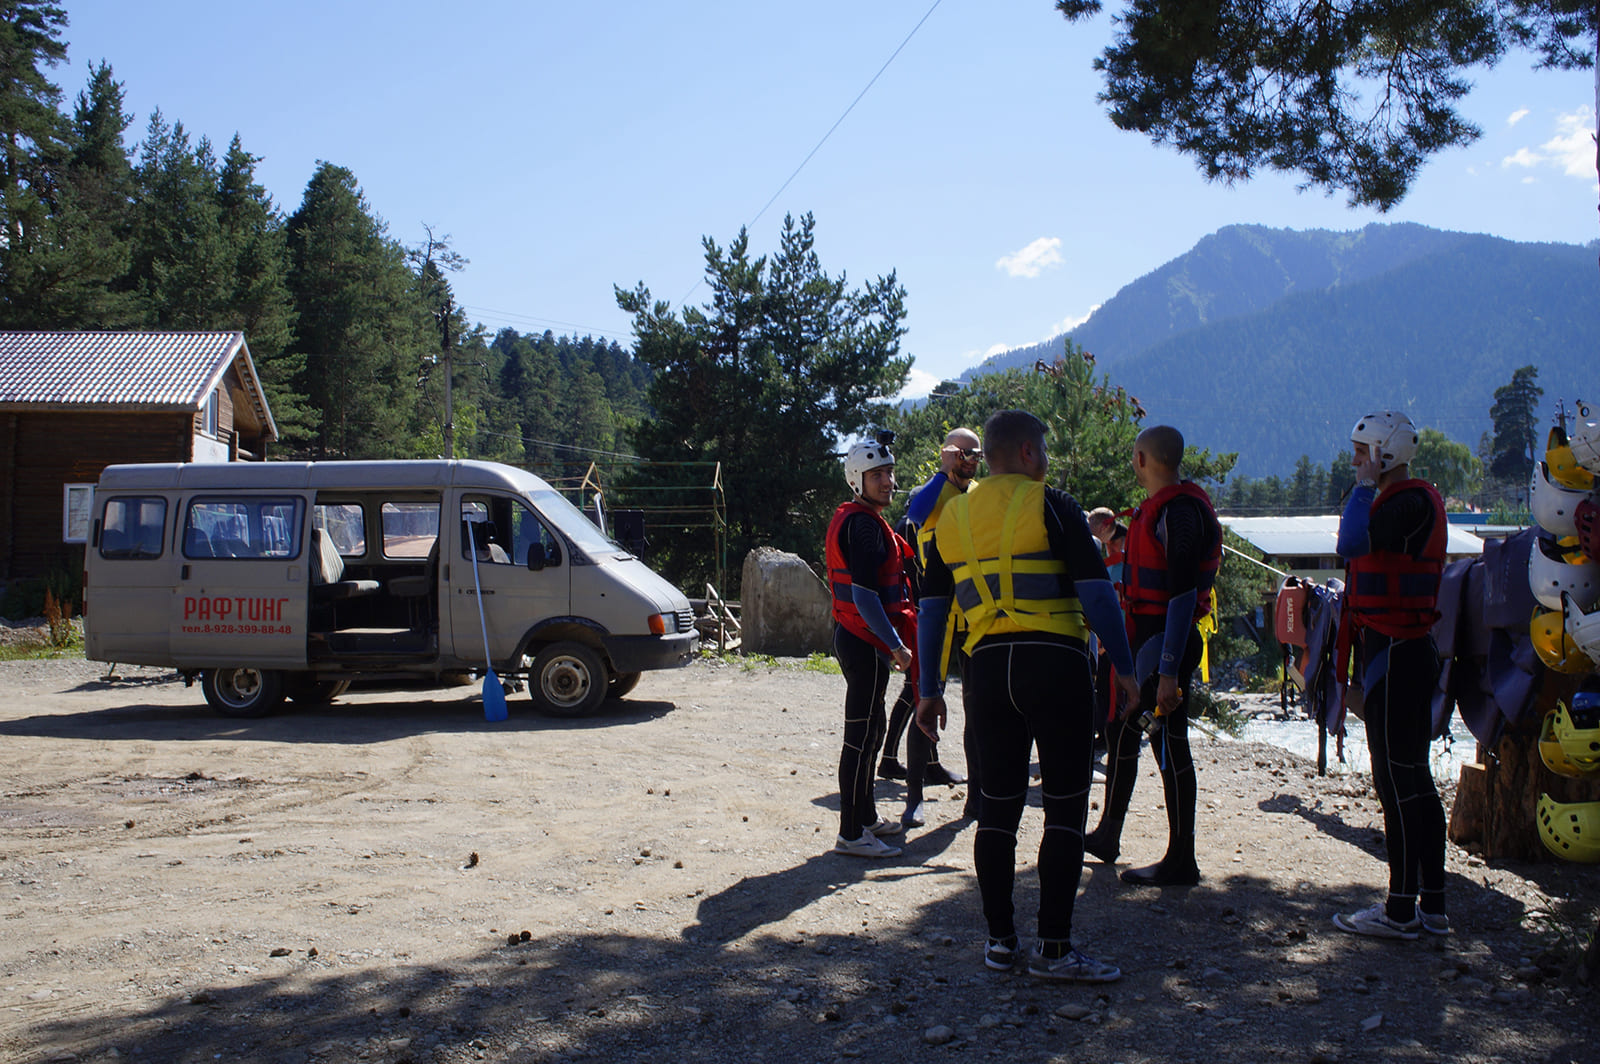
[1530,605,1595,674]
[1550,692,1600,768]
[1536,794,1600,863]
[1539,709,1598,777]
[1546,425,1597,490]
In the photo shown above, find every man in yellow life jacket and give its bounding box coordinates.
[1085,424,1222,888]
[915,410,1140,982]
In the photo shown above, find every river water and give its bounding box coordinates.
[1227,692,1481,783]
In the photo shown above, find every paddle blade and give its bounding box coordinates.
[482,669,509,722]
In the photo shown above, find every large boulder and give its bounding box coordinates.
[740,547,832,656]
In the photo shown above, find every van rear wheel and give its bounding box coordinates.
[202,668,285,718]
[528,642,607,717]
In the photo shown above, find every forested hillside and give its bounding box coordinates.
[0,12,650,467]
[973,224,1599,476]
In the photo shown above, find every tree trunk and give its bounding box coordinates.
[1448,672,1600,862]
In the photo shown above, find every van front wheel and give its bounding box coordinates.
[202,668,285,718]
[528,642,607,717]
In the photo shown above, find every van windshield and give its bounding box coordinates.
[528,488,626,557]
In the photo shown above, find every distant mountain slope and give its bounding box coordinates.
[964,224,1598,477]
[973,223,1473,376]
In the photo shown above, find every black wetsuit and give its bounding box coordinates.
[1091,493,1215,879]
[833,511,903,839]
[922,487,1131,948]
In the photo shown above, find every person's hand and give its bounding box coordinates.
[939,444,964,477]
[890,646,913,673]
[1353,449,1382,486]
[915,695,946,740]
[1115,673,1140,715]
[1156,674,1182,715]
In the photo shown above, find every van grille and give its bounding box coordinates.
[675,607,695,634]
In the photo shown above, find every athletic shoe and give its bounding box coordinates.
[1120,858,1200,886]
[834,830,902,858]
[924,763,967,786]
[865,816,905,837]
[878,758,907,781]
[1332,903,1420,940]
[1419,911,1451,936]
[984,935,1019,971]
[901,802,925,828]
[1027,945,1122,983]
[1082,829,1120,864]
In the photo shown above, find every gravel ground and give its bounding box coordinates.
[1,654,1597,1064]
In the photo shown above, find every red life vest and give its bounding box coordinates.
[1121,482,1222,620]
[825,501,917,656]
[1344,479,1447,638]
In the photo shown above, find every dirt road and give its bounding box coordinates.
[1,657,1596,1064]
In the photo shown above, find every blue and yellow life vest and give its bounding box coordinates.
[935,474,1087,654]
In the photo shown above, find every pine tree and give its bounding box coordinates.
[130,112,229,326]
[0,1,70,324]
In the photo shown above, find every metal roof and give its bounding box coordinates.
[1222,515,1484,557]
[0,331,276,439]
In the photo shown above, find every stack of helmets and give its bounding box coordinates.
[1535,402,1600,862]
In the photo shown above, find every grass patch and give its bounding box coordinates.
[0,636,85,662]
[802,652,841,675]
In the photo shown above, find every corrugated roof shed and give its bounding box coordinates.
[1222,515,1483,557]
[0,331,275,439]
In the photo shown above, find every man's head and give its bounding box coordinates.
[1086,506,1116,543]
[941,427,982,486]
[844,438,896,511]
[1132,425,1184,492]
[1350,410,1418,478]
[982,410,1048,481]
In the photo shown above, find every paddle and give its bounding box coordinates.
[467,521,509,722]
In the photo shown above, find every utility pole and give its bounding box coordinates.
[436,296,455,459]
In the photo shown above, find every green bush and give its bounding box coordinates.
[1,566,83,621]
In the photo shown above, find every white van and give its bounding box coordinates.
[83,460,698,718]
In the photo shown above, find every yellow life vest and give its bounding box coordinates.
[914,478,963,568]
[935,474,1088,654]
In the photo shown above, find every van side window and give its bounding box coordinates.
[382,502,440,559]
[313,504,366,557]
[185,498,302,559]
[461,496,557,567]
[100,497,167,559]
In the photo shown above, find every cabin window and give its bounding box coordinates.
[203,390,220,437]
[382,501,440,559]
[63,483,95,543]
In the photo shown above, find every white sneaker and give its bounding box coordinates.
[834,830,902,858]
[1333,903,1420,940]
[865,816,904,837]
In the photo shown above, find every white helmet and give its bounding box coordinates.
[844,438,895,496]
[1529,533,1600,611]
[1350,411,1419,473]
[1530,461,1594,539]
[1565,590,1600,666]
[1570,399,1600,475]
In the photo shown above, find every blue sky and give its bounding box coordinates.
[56,1,1599,400]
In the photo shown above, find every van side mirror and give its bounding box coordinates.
[527,541,561,571]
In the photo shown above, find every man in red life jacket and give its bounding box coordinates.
[1332,410,1451,939]
[1084,425,1221,887]
[825,435,916,858]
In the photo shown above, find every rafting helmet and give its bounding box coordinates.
[1576,498,1600,561]
[1550,690,1600,768]
[1350,411,1419,473]
[1530,461,1592,539]
[1537,794,1600,863]
[1539,709,1595,778]
[1564,590,1600,666]
[1528,533,1600,611]
[1530,604,1594,674]
[1571,400,1600,475]
[1545,424,1597,491]
[843,436,896,497]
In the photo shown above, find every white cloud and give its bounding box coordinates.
[1501,107,1596,178]
[984,342,1010,358]
[1508,108,1530,127]
[894,366,943,402]
[1048,304,1101,338]
[995,237,1063,279]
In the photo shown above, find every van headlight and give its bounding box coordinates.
[649,613,672,635]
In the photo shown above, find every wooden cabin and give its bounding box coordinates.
[0,331,277,583]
